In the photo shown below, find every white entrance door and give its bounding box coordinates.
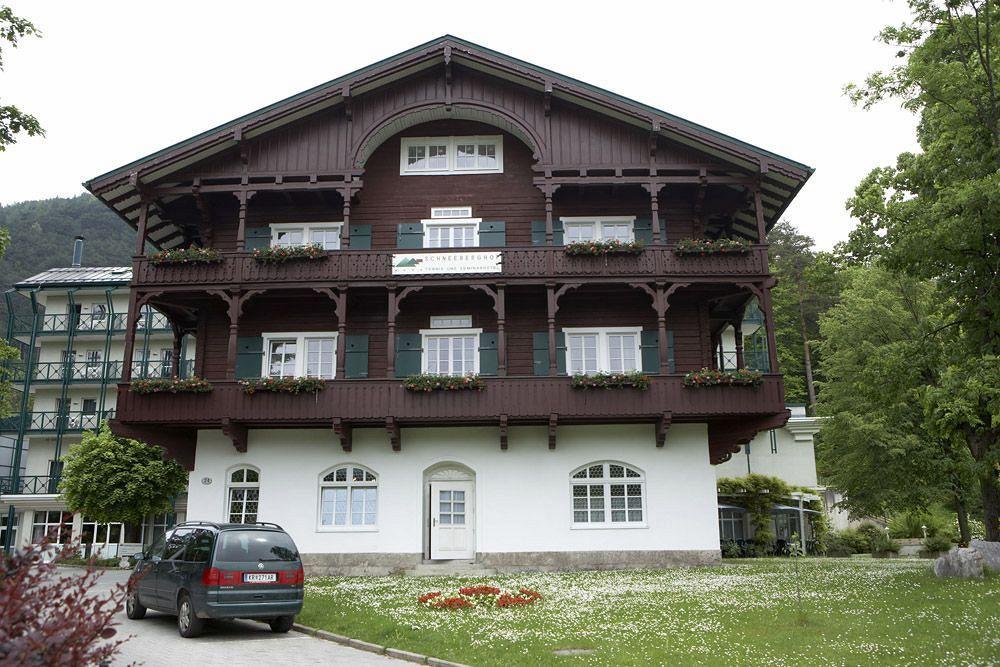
[430,481,474,560]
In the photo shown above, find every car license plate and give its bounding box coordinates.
[243,572,277,584]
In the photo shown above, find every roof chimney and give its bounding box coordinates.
[72,236,85,267]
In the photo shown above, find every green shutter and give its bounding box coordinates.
[555,331,566,375]
[397,223,424,249]
[640,330,659,375]
[532,332,548,376]
[531,221,547,246]
[478,221,506,247]
[479,332,498,376]
[552,219,564,246]
[667,330,675,373]
[344,334,369,378]
[349,224,371,250]
[634,218,653,245]
[394,333,422,377]
[235,336,264,379]
[244,226,272,251]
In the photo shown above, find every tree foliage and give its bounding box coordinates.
[59,423,188,524]
[0,6,43,151]
[815,267,978,531]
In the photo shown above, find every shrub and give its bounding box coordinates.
[824,533,855,557]
[921,533,952,556]
[888,509,951,539]
[835,528,871,554]
[721,540,742,558]
[856,522,884,547]
[870,531,900,558]
[0,539,131,665]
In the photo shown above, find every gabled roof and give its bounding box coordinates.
[14,266,132,289]
[83,36,813,244]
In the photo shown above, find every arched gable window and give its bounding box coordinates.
[570,462,645,527]
[227,466,260,524]
[319,465,378,529]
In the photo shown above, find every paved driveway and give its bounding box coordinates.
[74,568,408,666]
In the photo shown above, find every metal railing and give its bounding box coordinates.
[1,410,116,433]
[717,349,770,372]
[11,312,171,335]
[1,359,195,384]
[0,475,60,495]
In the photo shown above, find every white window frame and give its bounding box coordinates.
[317,464,379,532]
[570,461,647,529]
[431,206,473,219]
[430,315,473,329]
[268,222,343,250]
[226,466,260,524]
[561,216,637,243]
[562,327,643,375]
[421,217,481,249]
[261,331,339,379]
[420,326,482,376]
[400,135,503,175]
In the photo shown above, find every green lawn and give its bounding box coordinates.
[300,558,1000,666]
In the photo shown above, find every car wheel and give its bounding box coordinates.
[269,615,295,633]
[125,591,147,620]
[176,592,205,638]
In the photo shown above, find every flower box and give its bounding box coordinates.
[683,368,764,387]
[565,240,644,256]
[147,247,222,265]
[571,371,651,390]
[129,377,212,394]
[673,238,751,255]
[403,374,485,392]
[251,244,327,264]
[239,377,326,395]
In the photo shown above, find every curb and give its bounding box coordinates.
[292,623,469,666]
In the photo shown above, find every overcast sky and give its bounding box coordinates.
[1,0,919,249]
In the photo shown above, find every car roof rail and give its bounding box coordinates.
[251,521,284,530]
[174,521,221,529]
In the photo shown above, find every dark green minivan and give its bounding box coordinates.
[127,521,304,638]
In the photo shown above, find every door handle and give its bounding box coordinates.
[432,518,437,527]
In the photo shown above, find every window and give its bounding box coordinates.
[421,318,482,376]
[570,462,645,527]
[269,223,342,250]
[400,136,503,175]
[0,513,19,548]
[159,348,173,378]
[262,332,338,379]
[431,207,473,219]
[227,467,260,524]
[84,350,102,378]
[425,223,477,248]
[718,509,745,541]
[769,430,778,454]
[563,328,642,375]
[319,465,378,529]
[81,399,97,415]
[562,217,636,243]
[143,512,171,547]
[31,511,73,544]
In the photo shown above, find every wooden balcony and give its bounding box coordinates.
[131,246,770,289]
[114,375,785,429]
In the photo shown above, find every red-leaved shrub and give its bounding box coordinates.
[0,538,132,665]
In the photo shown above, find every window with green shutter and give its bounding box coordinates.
[478,332,498,376]
[235,336,264,379]
[348,225,371,250]
[531,331,566,375]
[396,223,424,249]
[394,333,423,377]
[344,334,369,378]
[478,221,506,247]
[244,227,272,252]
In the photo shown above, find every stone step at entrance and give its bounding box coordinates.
[404,560,497,577]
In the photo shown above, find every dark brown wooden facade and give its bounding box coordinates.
[86,36,811,469]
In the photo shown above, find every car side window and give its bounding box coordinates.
[163,528,192,561]
[146,532,167,560]
[187,529,215,563]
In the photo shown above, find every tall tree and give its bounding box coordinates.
[816,267,977,541]
[0,6,43,151]
[845,0,1000,540]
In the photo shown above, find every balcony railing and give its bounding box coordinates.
[0,410,115,433]
[0,475,60,495]
[132,246,770,287]
[12,312,172,336]
[717,350,770,372]
[115,375,785,427]
[2,360,195,384]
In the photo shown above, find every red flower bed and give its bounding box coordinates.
[459,585,501,596]
[418,585,541,609]
[430,596,473,610]
[417,592,441,604]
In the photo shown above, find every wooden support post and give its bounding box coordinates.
[235,191,249,250]
[221,417,248,453]
[548,414,558,450]
[544,189,554,245]
[134,200,149,256]
[333,418,352,452]
[499,414,508,451]
[385,416,400,451]
[546,284,557,374]
[170,323,183,378]
[386,287,397,378]
[194,309,208,377]
[648,184,662,244]
[340,187,351,248]
[225,292,241,379]
[760,287,780,372]
[335,287,347,378]
[120,290,140,383]
[734,320,745,368]
[496,285,506,376]
[656,412,673,447]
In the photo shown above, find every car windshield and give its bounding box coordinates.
[215,530,299,562]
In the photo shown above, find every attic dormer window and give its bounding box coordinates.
[400,136,503,175]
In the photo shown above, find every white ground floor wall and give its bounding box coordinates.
[187,423,722,573]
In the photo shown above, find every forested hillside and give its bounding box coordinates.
[0,194,134,290]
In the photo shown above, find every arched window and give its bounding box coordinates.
[570,462,645,527]
[319,465,378,529]
[227,467,260,524]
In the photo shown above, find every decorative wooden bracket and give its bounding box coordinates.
[550,283,582,315]
[548,413,558,450]
[499,414,508,451]
[385,416,400,452]
[342,82,353,121]
[333,418,352,452]
[221,418,248,453]
[543,80,553,116]
[655,412,673,448]
[390,286,423,320]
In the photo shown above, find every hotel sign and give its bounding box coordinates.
[391,251,502,275]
